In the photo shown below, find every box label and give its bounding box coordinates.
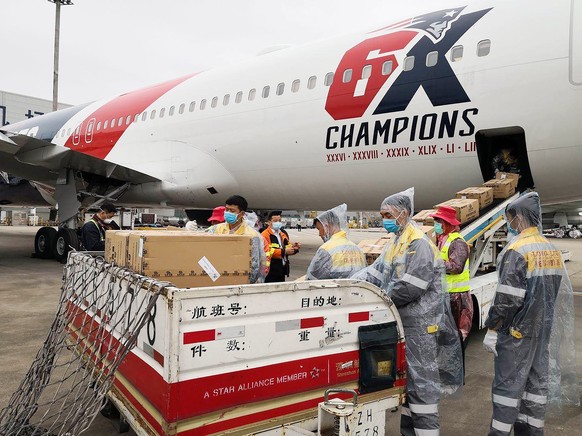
[198,256,221,282]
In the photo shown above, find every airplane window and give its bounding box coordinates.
[200,99,207,110]
[451,45,463,62]
[133,114,139,123]
[235,91,243,103]
[362,65,372,79]
[150,110,156,120]
[248,88,256,101]
[276,83,285,96]
[343,69,352,83]
[324,73,334,86]
[67,128,72,136]
[403,56,415,71]
[211,97,218,108]
[426,51,438,67]
[96,122,102,131]
[111,119,116,128]
[118,117,123,126]
[382,60,393,75]
[189,101,196,112]
[308,76,317,89]
[159,108,165,118]
[169,106,175,116]
[477,39,491,57]
[262,86,270,98]
[141,112,147,122]
[223,94,230,105]
[179,103,185,114]
[292,79,300,92]
[125,115,131,125]
[60,129,65,137]
[103,120,108,130]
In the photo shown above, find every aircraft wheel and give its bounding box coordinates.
[34,227,57,259]
[55,228,79,262]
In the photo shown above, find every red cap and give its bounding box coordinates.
[208,206,226,223]
[429,205,461,226]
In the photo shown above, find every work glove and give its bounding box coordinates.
[482,329,498,356]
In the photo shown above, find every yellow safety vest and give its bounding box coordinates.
[321,231,366,275]
[440,232,470,293]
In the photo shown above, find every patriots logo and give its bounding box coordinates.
[325,6,492,121]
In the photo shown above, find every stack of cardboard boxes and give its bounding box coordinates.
[105,230,253,288]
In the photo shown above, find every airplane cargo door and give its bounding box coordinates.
[571,0,582,85]
[474,126,534,191]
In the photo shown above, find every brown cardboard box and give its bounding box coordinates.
[434,198,480,224]
[105,230,132,267]
[420,226,437,245]
[483,178,515,199]
[495,172,519,189]
[456,187,494,210]
[358,235,393,265]
[412,209,436,226]
[127,232,252,288]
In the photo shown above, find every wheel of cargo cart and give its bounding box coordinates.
[54,228,79,262]
[34,227,57,259]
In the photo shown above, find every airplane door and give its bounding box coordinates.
[84,118,95,144]
[72,123,82,146]
[474,126,535,191]
[571,0,582,85]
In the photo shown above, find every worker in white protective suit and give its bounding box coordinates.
[306,204,366,280]
[352,188,463,436]
[483,191,579,435]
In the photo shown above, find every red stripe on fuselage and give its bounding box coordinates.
[64,74,195,159]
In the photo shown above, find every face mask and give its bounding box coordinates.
[434,222,444,235]
[507,217,519,236]
[272,222,283,230]
[224,211,239,225]
[383,218,400,233]
[103,219,112,224]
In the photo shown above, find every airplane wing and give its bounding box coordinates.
[0,129,160,185]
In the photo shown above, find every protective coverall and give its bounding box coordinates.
[213,221,268,284]
[307,204,366,280]
[353,189,463,436]
[485,192,579,435]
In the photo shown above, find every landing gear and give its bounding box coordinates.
[34,227,57,259]
[54,228,79,262]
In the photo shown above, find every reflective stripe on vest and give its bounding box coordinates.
[91,219,105,242]
[440,232,470,293]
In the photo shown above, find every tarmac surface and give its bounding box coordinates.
[0,226,581,435]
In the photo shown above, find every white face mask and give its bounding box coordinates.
[103,219,112,224]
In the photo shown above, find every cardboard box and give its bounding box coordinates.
[105,230,132,267]
[420,226,437,245]
[495,172,519,189]
[128,232,252,288]
[358,235,393,265]
[483,178,515,199]
[412,209,436,226]
[434,198,480,224]
[456,187,494,210]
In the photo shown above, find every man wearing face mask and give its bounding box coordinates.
[430,205,473,377]
[352,188,463,436]
[306,204,365,280]
[213,195,268,284]
[482,192,579,435]
[81,203,118,251]
[261,211,300,283]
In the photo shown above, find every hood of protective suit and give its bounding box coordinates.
[505,191,542,231]
[381,187,415,217]
[316,203,347,237]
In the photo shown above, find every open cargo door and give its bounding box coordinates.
[475,126,535,191]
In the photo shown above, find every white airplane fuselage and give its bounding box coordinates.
[3,0,582,212]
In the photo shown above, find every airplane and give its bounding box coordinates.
[0,0,581,261]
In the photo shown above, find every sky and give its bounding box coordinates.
[1,0,448,105]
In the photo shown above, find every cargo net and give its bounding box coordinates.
[0,252,168,436]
